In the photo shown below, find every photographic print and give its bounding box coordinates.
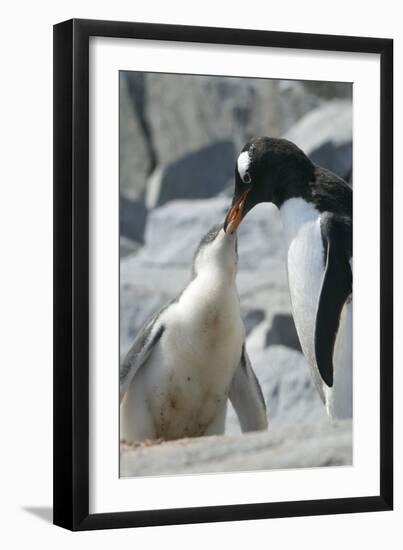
[119,71,353,477]
[54,19,392,530]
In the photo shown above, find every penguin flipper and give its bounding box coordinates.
[120,320,165,403]
[229,345,268,432]
[315,214,352,388]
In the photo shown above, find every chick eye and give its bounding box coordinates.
[243,172,251,184]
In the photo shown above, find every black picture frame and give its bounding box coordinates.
[53,18,393,531]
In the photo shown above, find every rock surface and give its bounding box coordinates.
[119,75,153,201]
[121,420,352,477]
[265,314,302,351]
[285,99,353,181]
[144,73,287,165]
[225,345,327,436]
[119,196,147,244]
[145,141,235,208]
[120,73,352,202]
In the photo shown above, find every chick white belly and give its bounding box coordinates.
[120,297,243,442]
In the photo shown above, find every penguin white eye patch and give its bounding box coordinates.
[237,151,251,183]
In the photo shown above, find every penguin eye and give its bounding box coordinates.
[243,172,251,184]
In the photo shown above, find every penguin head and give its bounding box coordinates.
[224,137,314,233]
[192,223,238,279]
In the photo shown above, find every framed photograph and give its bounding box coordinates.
[53,18,393,530]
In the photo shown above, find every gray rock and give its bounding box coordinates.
[120,266,191,357]
[237,270,291,329]
[285,99,352,181]
[120,420,352,477]
[145,141,236,209]
[276,80,320,134]
[226,345,327,435]
[144,75,350,170]
[119,72,352,201]
[119,196,147,243]
[258,346,327,426]
[242,308,266,336]
[145,73,288,166]
[311,140,352,183]
[124,72,158,174]
[301,80,352,100]
[132,197,229,268]
[119,74,153,200]
[120,236,141,258]
[132,197,285,270]
[265,313,301,351]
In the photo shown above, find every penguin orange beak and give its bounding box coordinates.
[224,190,249,234]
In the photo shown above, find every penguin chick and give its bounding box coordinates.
[120,223,268,443]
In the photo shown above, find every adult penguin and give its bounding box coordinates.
[224,137,352,419]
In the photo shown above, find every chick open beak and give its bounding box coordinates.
[224,190,249,234]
